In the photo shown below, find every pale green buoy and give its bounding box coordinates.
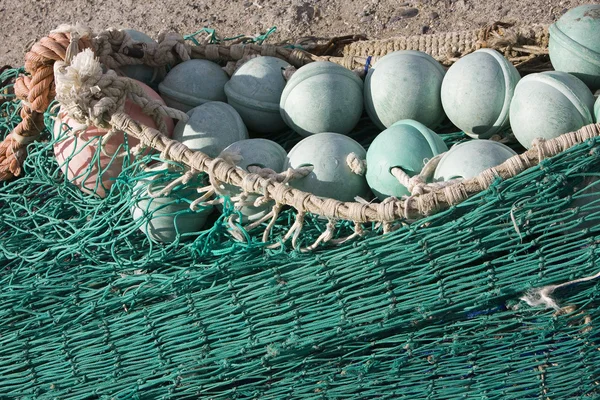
[218,139,288,223]
[434,140,517,181]
[121,29,165,88]
[131,174,213,243]
[365,50,446,130]
[225,56,291,134]
[441,49,521,139]
[158,59,229,112]
[173,102,249,158]
[280,62,364,137]
[549,4,600,90]
[285,132,370,201]
[509,71,595,149]
[366,119,448,200]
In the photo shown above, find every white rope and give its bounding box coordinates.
[521,270,600,310]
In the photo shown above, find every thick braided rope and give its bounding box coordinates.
[341,23,549,67]
[0,30,93,180]
[190,43,318,67]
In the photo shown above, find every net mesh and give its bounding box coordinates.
[1,58,600,399]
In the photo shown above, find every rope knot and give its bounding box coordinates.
[346,152,367,176]
[156,31,191,65]
[407,175,426,195]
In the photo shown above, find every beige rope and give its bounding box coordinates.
[342,23,549,66]
[105,113,600,223]
[346,153,367,176]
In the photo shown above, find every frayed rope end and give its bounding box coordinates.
[519,286,560,310]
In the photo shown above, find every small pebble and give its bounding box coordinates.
[422,25,430,34]
[429,11,439,19]
[399,7,419,18]
[389,7,419,24]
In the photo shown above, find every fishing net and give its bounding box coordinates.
[1,24,599,399]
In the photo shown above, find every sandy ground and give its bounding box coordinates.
[0,0,592,68]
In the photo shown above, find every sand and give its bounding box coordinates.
[0,0,591,68]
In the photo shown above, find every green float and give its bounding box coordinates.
[509,71,595,149]
[225,56,291,134]
[121,29,165,89]
[365,50,446,130]
[218,139,288,222]
[434,140,517,181]
[366,119,448,200]
[441,49,521,139]
[158,59,229,112]
[130,174,214,243]
[549,4,600,90]
[280,62,364,137]
[286,133,370,201]
[173,102,249,158]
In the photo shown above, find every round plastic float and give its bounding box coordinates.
[217,139,288,222]
[441,49,521,139]
[53,81,174,198]
[365,50,446,130]
[120,29,164,88]
[131,173,213,243]
[549,4,600,90]
[173,102,249,158]
[225,56,291,134]
[434,140,518,181]
[509,71,595,149]
[285,132,370,201]
[158,59,229,112]
[366,119,448,200]
[280,61,364,137]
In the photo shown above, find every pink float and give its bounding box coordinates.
[53,81,174,198]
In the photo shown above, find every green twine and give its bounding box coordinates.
[184,26,277,46]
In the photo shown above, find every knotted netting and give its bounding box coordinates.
[1,24,600,399]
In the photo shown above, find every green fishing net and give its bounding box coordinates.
[1,62,600,399]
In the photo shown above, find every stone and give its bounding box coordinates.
[366,119,448,200]
[434,140,517,181]
[509,71,595,149]
[173,102,249,158]
[280,61,364,137]
[441,49,521,139]
[285,132,370,202]
[549,4,600,90]
[398,7,419,18]
[225,56,291,134]
[158,59,229,112]
[364,50,446,130]
[595,95,600,122]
